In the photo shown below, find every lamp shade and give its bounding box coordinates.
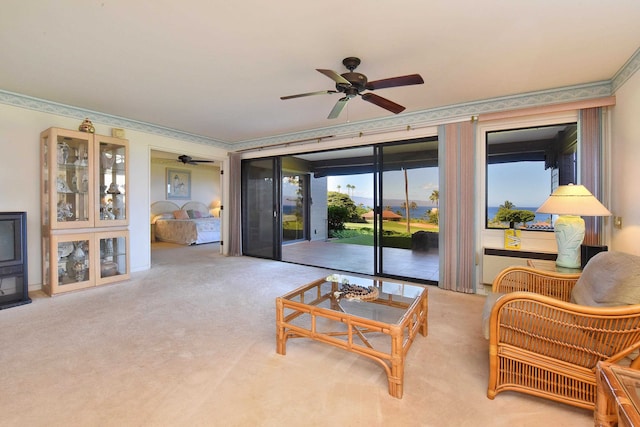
[536,184,611,216]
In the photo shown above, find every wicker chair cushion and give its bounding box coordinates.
[571,251,640,307]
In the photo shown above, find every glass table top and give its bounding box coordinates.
[285,274,426,325]
[612,365,640,415]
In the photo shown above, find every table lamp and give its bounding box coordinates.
[537,184,611,268]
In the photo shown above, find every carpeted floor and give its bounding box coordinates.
[0,242,592,426]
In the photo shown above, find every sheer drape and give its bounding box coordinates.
[227,152,242,256]
[579,107,605,245]
[438,121,476,293]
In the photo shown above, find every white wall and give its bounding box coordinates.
[611,70,640,255]
[0,103,228,290]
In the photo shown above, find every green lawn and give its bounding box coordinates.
[331,221,438,247]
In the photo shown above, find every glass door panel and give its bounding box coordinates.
[49,234,95,294]
[42,129,94,229]
[377,138,439,282]
[96,136,129,227]
[282,173,308,243]
[97,231,130,285]
[242,158,281,259]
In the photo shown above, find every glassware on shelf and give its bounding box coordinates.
[57,141,69,164]
[70,241,87,282]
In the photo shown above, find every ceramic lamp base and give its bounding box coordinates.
[554,214,584,269]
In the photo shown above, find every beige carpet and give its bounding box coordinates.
[0,243,592,426]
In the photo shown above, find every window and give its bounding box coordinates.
[486,123,577,229]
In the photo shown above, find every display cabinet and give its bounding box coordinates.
[40,127,130,295]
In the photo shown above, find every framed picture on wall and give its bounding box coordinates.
[166,168,191,200]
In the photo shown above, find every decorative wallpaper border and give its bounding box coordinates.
[611,47,640,92]
[1,48,638,151]
[0,90,227,148]
[235,81,613,151]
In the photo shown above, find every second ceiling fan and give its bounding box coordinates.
[177,155,215,165]
[280,57,424,119]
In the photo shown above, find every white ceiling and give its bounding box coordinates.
[2,1,639,147]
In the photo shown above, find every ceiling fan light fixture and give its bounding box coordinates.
[281,57,423,119]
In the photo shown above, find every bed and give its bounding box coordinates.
[151,201,221,245]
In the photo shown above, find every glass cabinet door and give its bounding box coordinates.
[42,129,94,229]
[49,234,95,294]
[96,231,130,285]
[96,136,129,227]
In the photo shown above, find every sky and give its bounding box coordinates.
[487,161,551,208]
[328,167,439,205]
[327,160,551,208]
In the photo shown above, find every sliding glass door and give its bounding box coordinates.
[243,139,439,284]
[241,157,281,259]
[376,138,439,282]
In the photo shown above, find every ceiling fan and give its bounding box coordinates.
[280,57,424,119]
[177,155,215,165]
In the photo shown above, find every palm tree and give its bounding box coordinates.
[346,184,354,197]
[336,184,341,193]
[429,190,439,208]
[403,168,410,232]
[499,200,515,210]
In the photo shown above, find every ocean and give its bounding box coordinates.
[386,206,552,224]
[486,207,552,224]
[293,203,552,224]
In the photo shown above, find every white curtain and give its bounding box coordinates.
[438,120,476,293]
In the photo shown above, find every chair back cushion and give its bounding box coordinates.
[571,251,640,306]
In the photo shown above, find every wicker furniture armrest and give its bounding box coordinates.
[492,266,581,302]
[488,291,640,409]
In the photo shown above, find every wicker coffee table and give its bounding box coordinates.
[276,274,428,398]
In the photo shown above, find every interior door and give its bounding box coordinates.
[241,157,281,259]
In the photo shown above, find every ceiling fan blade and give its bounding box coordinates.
[280,90,337,100]
[316,69,351,85]
[365,74,424,91]
[327,97,349,119]
[361,93,406,114]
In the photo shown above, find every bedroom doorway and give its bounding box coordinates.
[149,149,223,249]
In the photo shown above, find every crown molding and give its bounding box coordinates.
[0,90,229,149]
[611,47,640,92]
[1,46,637,152]
[233,80,612,151]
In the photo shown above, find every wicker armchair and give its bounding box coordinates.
[487,258,640,410]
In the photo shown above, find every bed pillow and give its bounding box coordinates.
[192,210,203,218]
[151,213,173,224]
[173,210,189,220]
[186,209,195,219]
